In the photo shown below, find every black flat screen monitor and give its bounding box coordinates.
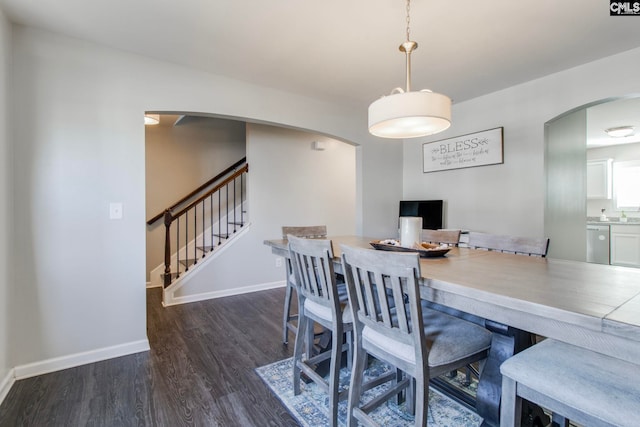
[399,200,443,230]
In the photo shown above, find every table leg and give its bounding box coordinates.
[477,321,549,427]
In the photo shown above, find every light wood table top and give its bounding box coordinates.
[264,235,640,362]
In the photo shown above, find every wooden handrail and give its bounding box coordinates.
[158,159,248,287]
[147,157,247,225]
[171,164,248,220]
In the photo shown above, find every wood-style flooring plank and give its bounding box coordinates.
[0,287,298,427]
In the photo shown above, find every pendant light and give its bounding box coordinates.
[368,0,451,139]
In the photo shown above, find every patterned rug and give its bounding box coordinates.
[255,357,483,426]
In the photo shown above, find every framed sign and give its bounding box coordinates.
[422,127,504,173]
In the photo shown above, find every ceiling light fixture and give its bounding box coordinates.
[368,0,451,139]
[604,126,635,138]
[144,114,160,125]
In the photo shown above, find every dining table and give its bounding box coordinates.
[264,235,640,427]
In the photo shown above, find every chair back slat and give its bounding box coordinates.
[373,272,394,328]
[389,275,410,334]
[360,269,378,322]
[341,245,423,347]
[288,234,339,309]
[422,229,461,246]
[467,231,550,257]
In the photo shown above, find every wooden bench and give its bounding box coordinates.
[500,339,640,427]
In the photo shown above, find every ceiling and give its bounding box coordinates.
[587,97,640,148]
[2,0,640,110]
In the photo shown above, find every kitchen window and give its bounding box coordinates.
[614,160,640,210]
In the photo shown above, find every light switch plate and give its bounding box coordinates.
[109,202,123,220]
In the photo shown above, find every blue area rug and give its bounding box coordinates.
[255,357,482,426]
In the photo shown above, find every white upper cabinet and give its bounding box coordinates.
[587,159,612,199]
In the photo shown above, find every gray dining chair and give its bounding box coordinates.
[467,232,550,257]
[421,229,461,246]
[340,244,492,426]
[288,234,352,427]
[281,225,328,344]
[467,231,551,362]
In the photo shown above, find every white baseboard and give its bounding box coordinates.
[146,281,162,289]
[0,368,15,407]
[13,339,150,380]
[163,280,286,307]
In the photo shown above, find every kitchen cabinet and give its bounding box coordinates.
[587,159,612,199]
[610,224,640,267]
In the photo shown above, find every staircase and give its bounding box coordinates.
[147,158,249,295]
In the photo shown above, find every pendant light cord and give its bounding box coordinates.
[400,0,417,93]
[405,0,411,42]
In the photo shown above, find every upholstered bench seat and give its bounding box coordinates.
[500,338,640,427]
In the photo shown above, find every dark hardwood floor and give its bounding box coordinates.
[0,287,298,426]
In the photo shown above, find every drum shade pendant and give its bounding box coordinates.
[369,0,451,139]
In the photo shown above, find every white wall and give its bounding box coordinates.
[9,24,402,369]
[0,7,11,389]
[5,6,640,387]
[403,47,640,241]
[545,109,587,261]
[174,124,357,298]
